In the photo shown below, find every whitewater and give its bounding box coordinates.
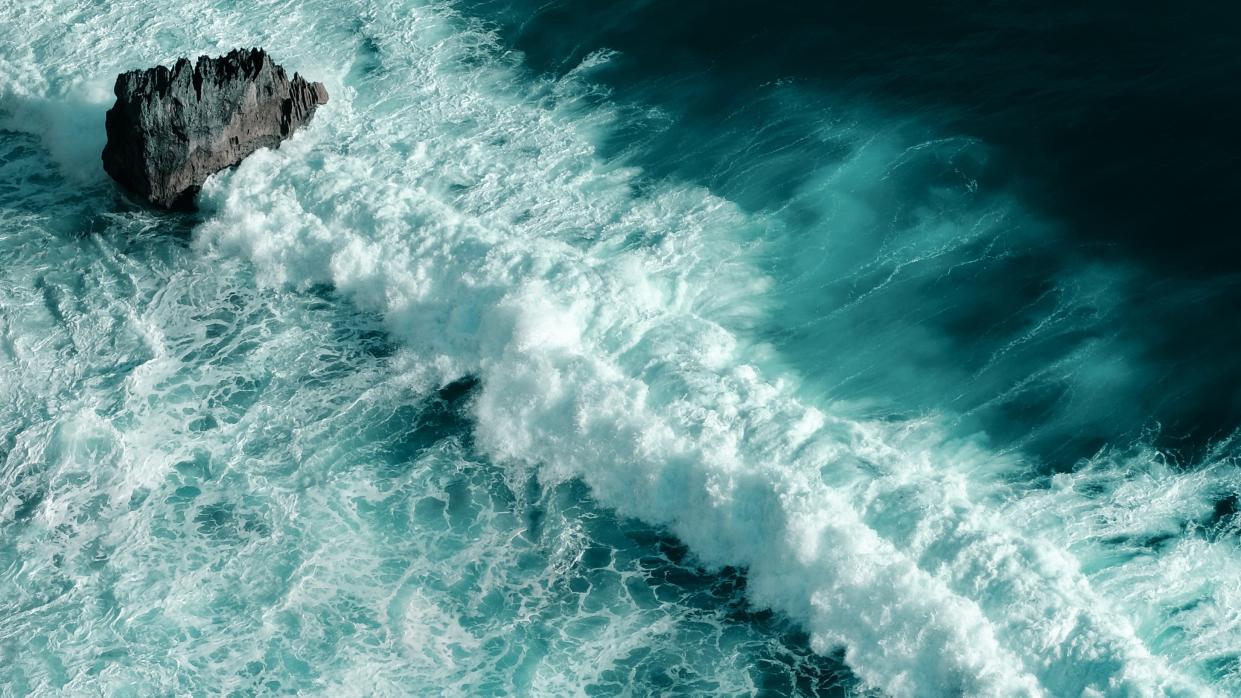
[2,1,1240,696]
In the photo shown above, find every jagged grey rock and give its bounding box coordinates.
[101,48,328,209]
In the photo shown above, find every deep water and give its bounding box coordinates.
[2,1,1240,696]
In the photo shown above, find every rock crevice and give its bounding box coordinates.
[101,48,328,209]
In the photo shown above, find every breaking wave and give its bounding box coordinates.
[2,1,1239,695]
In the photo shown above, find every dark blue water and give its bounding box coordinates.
[465,0,1241,464]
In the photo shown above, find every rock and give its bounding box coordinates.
[101,48,328,209]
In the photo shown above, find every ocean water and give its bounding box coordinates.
[2,1,1240,696]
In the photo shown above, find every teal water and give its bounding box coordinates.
[2,1,1240,696]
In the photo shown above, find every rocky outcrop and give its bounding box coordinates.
[101,48,328,209]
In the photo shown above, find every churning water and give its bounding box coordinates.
[2,1,1240,695]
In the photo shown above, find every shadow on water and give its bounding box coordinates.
[0,129,200,249]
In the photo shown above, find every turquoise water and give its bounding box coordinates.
[3,1,1241,696]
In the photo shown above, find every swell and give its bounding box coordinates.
[3,0,1239,695]
[465,0,1241,466]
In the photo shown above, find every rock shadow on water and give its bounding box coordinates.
[0,122,199,243]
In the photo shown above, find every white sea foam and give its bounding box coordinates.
[2,0,1236,695]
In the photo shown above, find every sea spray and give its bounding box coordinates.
[190,3,1208,694]
[1,127,851,694]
